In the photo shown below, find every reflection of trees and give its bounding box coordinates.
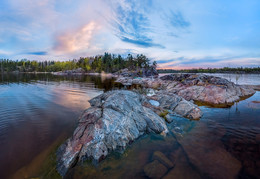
[0,73,124,92]
[235,102,240,114]
[235,74,241,84]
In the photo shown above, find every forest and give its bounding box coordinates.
[0,53,155,73]
[1,53,259,74]
[158,67,260,74]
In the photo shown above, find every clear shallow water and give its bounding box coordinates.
[0,73,259,179]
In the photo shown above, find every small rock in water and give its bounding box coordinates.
[144,160,168,179]
[163,163,201,179]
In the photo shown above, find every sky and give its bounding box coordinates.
[0,0,260,69]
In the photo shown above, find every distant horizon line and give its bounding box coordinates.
[1,56,259,70]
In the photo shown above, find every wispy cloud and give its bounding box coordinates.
[160,9,190,40]
[0,0,259,68]
[24,51,48,55]
[158,55,260,69]
[111,0,164,48]
[157,59,176,64]
[167,10,190,29]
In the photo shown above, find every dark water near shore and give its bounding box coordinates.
[0,73,259,178]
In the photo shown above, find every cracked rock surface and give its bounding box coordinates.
[116,73,255,106]
[147,91,202,119]
[56,90,168,176]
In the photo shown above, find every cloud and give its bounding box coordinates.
[179,58,222,65]
[24,51,48,55]
[0,0,259,68]
[111,0,164,48]
[0,49,11,57]
[158,9,190,41]
[120,37,164,48]
[157,55,260,69]
[157,59,175,64]
[167,10,190,28]
[53,21,99,53]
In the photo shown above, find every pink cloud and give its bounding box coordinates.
[53,21,100,54]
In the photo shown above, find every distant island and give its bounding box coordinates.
[0,53,156,74]
[158,68,260,74]
[0,52,259,74]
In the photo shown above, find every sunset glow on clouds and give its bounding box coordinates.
[54,21,100,53]
[0,0,260,68]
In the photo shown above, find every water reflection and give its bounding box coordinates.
[0,73,259,179]
[203,73,260,85]
[0,73,121,179]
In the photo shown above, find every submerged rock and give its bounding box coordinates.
[164,146,201,179]
[163,163,201,179]
[144,160,168,179]
[152,151,174,169]
[116,73,256,107]
[176,122,242,178]
[56,90,168,176]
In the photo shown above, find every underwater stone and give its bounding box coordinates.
[144,160,168,179]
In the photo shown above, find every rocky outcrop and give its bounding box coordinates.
[56,90,168,176]
[147,91,202,119]
[113,66,158,78]
[245,85,260,91]
[53,68,85,75]
[116,76,163,88]
[161,74,255,106]
[116,73,256,106]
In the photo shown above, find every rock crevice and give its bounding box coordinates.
[116,73,255,106]
[56,90,169,176]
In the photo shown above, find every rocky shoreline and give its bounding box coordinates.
[56,73,256,177]
[56,90,202,176]
[116,73,255,107]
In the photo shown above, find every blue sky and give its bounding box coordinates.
[0,0,260,69]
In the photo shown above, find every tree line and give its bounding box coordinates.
[158,67,260,74]
[1,53,258,74]
[0,53,156,73]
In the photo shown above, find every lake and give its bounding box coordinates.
[0,73,259,178]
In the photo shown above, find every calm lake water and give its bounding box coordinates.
[0,73,259,179]
[203,73,260,85]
